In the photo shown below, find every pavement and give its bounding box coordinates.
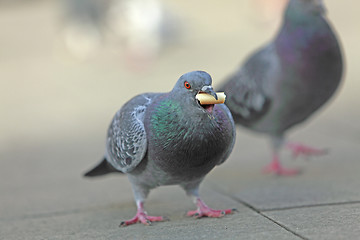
[1,0,360,239]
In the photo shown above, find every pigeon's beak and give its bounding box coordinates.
[199,86,218,100]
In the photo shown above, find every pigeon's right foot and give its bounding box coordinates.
[262,155,300,176]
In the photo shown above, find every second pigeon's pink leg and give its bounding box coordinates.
[286,142,328,158]
[264,136,300,175]
[262,153,300,176]
[187,197,235,218]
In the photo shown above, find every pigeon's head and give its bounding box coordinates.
[287,0,326,18]
[173,71,219,114]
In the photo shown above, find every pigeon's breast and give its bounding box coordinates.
[145,99,233,181]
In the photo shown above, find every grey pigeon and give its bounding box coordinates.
[220,0,343,175]
[108,0,183,70]
[85,71,236,226]
[61,0,111,58]
[61,0,182,67]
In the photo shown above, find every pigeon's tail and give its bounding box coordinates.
[84,157,122,177]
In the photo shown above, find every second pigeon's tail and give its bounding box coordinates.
[84,157,122,177]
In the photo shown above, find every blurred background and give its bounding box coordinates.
[3,0,358,152]
[0,0,359,227]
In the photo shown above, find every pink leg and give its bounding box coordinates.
[286,142,328,159]
[187,198,235,218]
[263,154,300,176]
[119,202,166,227]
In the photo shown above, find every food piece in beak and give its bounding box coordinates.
[196,92,226,105]
[196,92,226,114]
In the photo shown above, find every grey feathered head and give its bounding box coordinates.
[172,71,219,113]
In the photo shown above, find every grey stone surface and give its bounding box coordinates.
[264,203,360,240]
[208,134,360,211]
[0,187,299,240]
[0,137,133,220]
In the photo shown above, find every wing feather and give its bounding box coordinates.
[106,93,156,173]
[223,44,278,124]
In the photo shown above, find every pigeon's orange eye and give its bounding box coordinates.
[184,81,191,89]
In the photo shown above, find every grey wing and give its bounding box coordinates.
[217,103,236,165]
[106,93,156,173]
[223,44,278,123]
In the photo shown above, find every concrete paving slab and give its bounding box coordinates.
[207,133,360,211]
[0,187,300,240]
[264,203,360,240]
[0,138,299,240]
[0,137,133,220]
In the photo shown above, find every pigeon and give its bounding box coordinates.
[61,0,181,65]
[107,0,182,70]
[61,0,111,59]
[220,0,343,175]
[85,71,236,226]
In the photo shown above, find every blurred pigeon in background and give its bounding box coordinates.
[107,0,182,70]
[61,0,181,68]
[85,71,236,226]
[61,0,111,59]
[220,0,343,175]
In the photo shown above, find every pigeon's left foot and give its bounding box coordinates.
[286,142,328,158]
[263,154,300,176]
[187,198,235,218]
[119,202,166,227]
[119,212,165,226]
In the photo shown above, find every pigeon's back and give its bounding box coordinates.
[267,2,343,133]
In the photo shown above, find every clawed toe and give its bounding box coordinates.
[287,143,328,158]
[263,164,301,176]
[119,213,166,227]
[263,155,301,176]
[187,198,235,219]
[187,208,234,218]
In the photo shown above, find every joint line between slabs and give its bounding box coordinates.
[229,195,309,240]
[262,200,360,212]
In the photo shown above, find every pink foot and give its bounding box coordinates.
[187,198,235,218]
[262,155,300,176]
[119,202,166,227]
[286,142,328,158]
[119,212,165,226]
